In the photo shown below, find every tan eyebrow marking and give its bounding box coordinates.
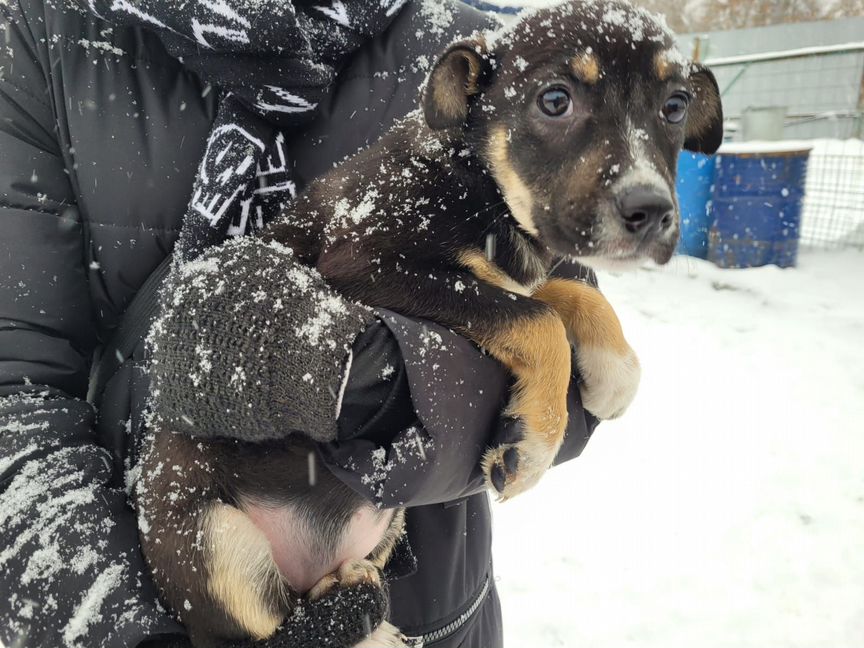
[654,50,677,81]
[570,52,600,85]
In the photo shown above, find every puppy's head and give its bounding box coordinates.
[422,0,723,266]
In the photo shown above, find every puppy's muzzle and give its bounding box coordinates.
[616,185,675,239]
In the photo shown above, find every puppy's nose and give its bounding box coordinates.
[617,186,675,235]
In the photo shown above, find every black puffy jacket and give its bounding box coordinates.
[0,1,598,646]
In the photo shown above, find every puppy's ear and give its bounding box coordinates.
[684,64,723,154]
[423,38,492,131]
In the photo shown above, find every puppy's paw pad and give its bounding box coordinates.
[482,442,549,501]
[503,446,520,472]
[578,347,641,420]
[483,444,516,496]
[489,460,508,493]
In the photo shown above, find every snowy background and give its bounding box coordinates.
[493,250,864,647]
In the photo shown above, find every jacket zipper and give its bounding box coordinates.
[403,575,491,647]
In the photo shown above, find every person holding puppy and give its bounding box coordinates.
[0,1,600,647]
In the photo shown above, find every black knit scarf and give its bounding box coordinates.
[82,0,407,261]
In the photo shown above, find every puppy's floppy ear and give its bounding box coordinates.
[684,64,723,154]
[422,38,492,131]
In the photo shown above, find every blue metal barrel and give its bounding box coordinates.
[675,152,717,258]
[708,148,810,268]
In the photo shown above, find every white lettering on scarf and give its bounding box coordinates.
[255,86,318,114]
[192,0,252,48]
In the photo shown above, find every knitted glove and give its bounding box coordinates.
[147,236,376,443]
[223,582,390,648]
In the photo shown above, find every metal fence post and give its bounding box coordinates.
[856,65,864,139]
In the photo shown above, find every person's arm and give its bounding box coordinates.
[146,0,601,512]
[0,5,183,646]
[147,240,599,511]
[320,309,599,509]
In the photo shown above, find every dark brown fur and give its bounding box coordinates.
[138,2,723,645]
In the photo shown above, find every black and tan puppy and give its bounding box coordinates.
[137,1,722,646]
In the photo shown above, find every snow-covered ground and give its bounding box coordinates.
[493,250,864,648]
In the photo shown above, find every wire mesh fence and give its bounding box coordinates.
[716,61,862,140]
[685,37,864,253]
[801,143,864,250]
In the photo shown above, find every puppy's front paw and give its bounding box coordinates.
[577,346,641,419]
[482,438,556,501]
[353,621,410,647]
[308,558,382,602]
[337,558,382,588]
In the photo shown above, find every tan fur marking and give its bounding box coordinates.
[309,509,404,600]
[308,561,379,607]
[570,52,600,84]
[457,249,534,296]
[205,504,285,640]
[484,313,571,446]
[307,573,340,602]
[474,310,570,500]
[654,50,673,81]
[337,559,381,587]
[485,126,538,236]
[533,278,630,354]
[454,256,571,451]
[368,508,406,571]
[534,278,640,420]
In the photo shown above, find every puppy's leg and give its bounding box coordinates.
[308,558,382,601]
[474,309,571,500]
[203,502,287,640]
[319,259,570,501]
[534,277,641,419]
[136,430,287,646]
[309,508,405,601]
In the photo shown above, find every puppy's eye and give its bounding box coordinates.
[538,87,572,117]
[661,92,690,124]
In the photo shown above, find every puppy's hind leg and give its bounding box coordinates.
[136,430,287,647]
[203,502,287,641]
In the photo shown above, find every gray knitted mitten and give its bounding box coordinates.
[147,236,375,442]
[223,582,390,648]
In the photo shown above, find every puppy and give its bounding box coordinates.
[137,1,723,646]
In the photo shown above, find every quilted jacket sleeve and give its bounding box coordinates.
[0,3,183,646]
